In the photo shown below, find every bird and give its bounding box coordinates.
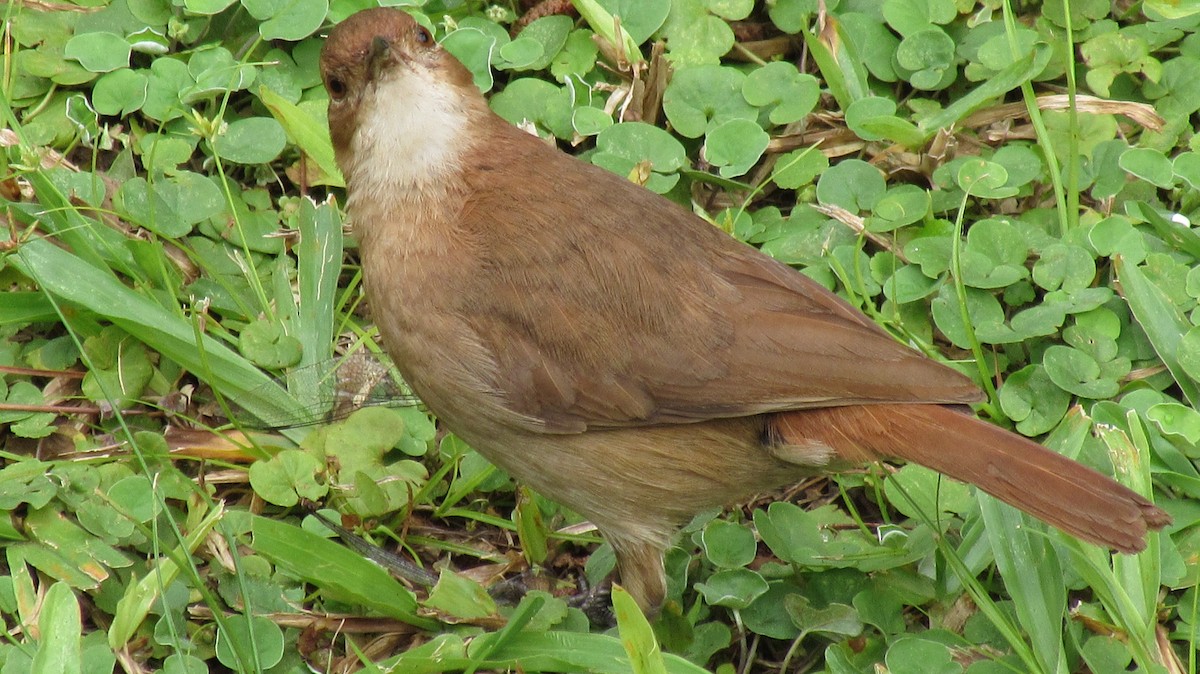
[318,7,1170,614]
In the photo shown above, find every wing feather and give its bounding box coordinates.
[453,124,981,433]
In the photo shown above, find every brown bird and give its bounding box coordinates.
[319,8,1169,613]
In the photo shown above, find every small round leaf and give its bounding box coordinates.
[211,117,287,164]
[1119,147,1175,188]
[239,319,303,369]
[64,32,131,73]
[214,615,284,670]
[704,118,769,178]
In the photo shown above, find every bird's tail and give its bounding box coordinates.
[771,404,1170,552]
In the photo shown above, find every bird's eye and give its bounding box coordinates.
[327,77,347,100]
[414,25,431,44]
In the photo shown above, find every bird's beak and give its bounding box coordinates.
[368,35,392,80]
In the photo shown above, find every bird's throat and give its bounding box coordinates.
[345,68,476,203]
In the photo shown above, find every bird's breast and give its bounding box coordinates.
[353,208,519,434]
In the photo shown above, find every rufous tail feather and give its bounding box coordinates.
[772,404,1169,552]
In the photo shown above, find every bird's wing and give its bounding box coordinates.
[456,132,982,434]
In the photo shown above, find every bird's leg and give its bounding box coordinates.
[608,535,669,618]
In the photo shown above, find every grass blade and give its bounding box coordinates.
[31,582,81,674]
[1115,253,1200,407]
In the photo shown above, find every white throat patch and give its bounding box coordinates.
[347,63,471,201]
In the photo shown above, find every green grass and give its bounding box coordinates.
[0,1,1195,672]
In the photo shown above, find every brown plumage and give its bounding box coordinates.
[319,8,1169,613]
